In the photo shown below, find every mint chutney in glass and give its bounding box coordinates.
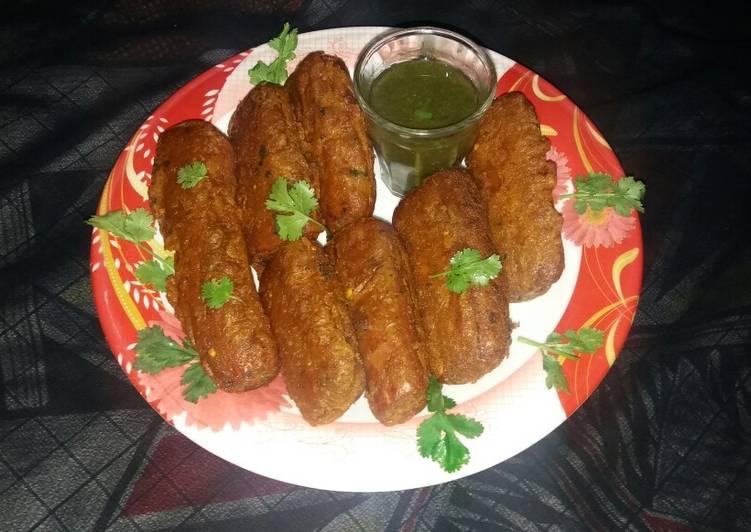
[370,59,480,130]
[354,27,496,196]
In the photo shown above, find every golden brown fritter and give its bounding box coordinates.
[286,51,375,232]
[228,83,322,265]
[260,238,365,426]
[393,169,511,384]
[328,218,428,425]
[467,92,564,302]
[150,120,279,392]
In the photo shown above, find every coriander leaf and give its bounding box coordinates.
[542,355,569,392]
[201,277,234,309]
[249,61,274,85]
[265,177,327,241]
[446,414,484,439]
[288,180,319,214]
[563,172,645,216]
[417,414,443,458]
[268,22,298,60]
[441,431,471,473]
[518,327,605,393]
[563,327,603,354]
[87,208,155,244]
[442,395,457,410]
[614,176,647,216]
[177,161,207,189]
[430,248,502,294]
[248,23,298,85]
[135,256,174,292]
[134,325,198,374]
[181,361,217,403]
[417,376,484,473]
[541,332,577,360]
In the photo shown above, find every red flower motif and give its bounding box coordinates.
[138,309,291,431]
[561,200,636,248]
[546,146,572,204]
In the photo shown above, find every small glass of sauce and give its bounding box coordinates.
[354,27,496,196]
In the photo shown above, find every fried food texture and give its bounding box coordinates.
[150,120,279,391]
[287,52,375,232]
[260,238,365,425]
[393,169,511,384]
[329,218,428,425]
[468,92,564,301]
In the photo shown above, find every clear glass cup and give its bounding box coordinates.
[353,27,496,197]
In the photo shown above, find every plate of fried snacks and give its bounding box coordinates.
[89,25,645,492]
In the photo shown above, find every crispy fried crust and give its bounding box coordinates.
[286,51,375,232]
[328,218,428,425]
[393,169,511,384]
[150,120,279,391]
[260,238,365,426]
[228,83,322,265]
[468,92,564,302]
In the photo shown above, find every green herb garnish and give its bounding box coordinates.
[181,361,218,403]
[87,208,155,243]
[201,277,235,309]
[518,327,604,393]
[430,248,502,293]
[134,325,215,403]
[560,173,645,216]
[134,326,198,374]
[134,256,175,292]
[177,161,207,189]
[265,176,327,241]
[249,23,298,85]
[87,209,174,291]
[417,377,484,473]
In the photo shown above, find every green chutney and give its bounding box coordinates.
[370,58,479,129]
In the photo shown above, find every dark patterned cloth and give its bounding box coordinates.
[1,1,750,530]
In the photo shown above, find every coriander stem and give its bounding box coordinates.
[559,191,618,200]
[287,210,330,236]
[517,336,546,349]
[131,241,173,273]
[516,336,580,360]
[428,260,492,279]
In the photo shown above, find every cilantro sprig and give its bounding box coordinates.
[430,248,502,293]
[249,23,298,85]
[135,326,217,403]
[177,161,207,189]
[181,361,218,403]
[417,377,484,473]
[88,208,155,243]
[201,277,235,309]
[87,209,175,291]
[265,177,328,241]
[135,256,175,292]
[560,173,645,217]
[518,327,604,392]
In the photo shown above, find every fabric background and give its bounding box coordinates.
[1,1,749,530]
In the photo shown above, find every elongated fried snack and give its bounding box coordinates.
[260,238,365,425]
[393,169,511,384]
[468,92,564,302]
[286,51,375,232]
[150,120,279,391]
[328,218,428,425]
[229,83,322,265]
